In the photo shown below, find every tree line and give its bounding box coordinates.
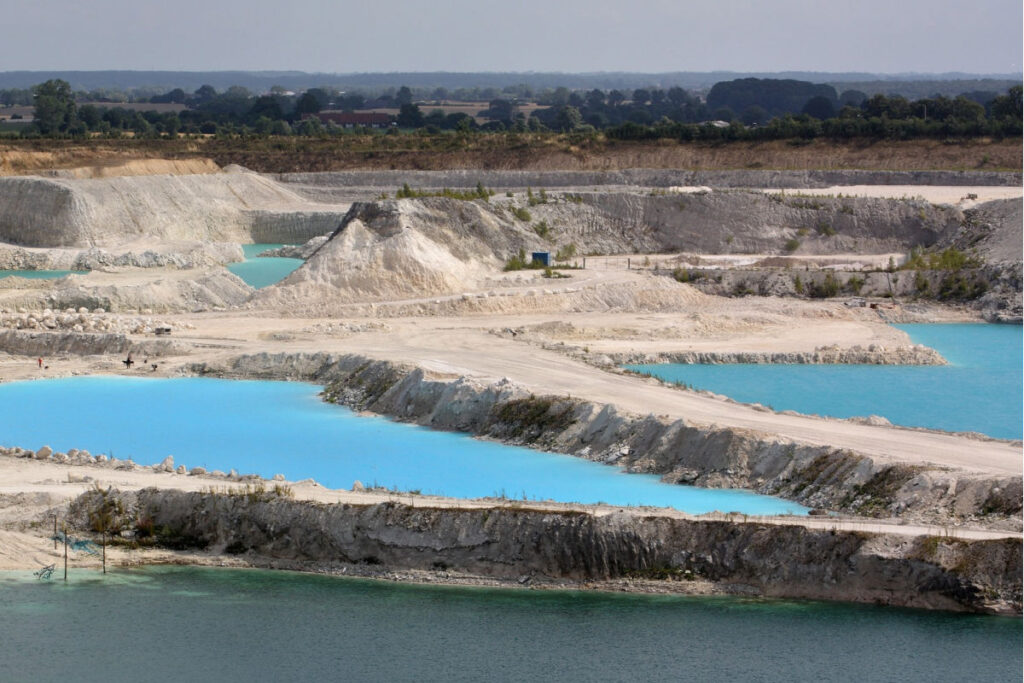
[9,78,1022,141]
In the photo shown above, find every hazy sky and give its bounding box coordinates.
[0,0,1020,74]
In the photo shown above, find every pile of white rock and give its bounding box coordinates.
[301,321,391,335]
[0,446,289,483]
[0,307,195,334]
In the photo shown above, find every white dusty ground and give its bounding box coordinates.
[761,185,1023,206]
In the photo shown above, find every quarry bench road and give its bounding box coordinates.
[316,322,1024,478]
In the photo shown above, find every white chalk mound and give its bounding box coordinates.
[256,198,543,304]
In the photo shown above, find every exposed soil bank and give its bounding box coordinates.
[68,488,1022,615]
[3,138,1021,176]
[187,353,1022,529]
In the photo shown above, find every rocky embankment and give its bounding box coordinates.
[67,487,1022,614]
[45,271,254,314]
[0,242,245,271]
[187,353,1022,529]
[0,307,191,356]
[0,330,180,357]
[610,344,946,366]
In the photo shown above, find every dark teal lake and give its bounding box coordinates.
[626,324,1023,440]
[1,567,1019,683]
[0,376,805,515]
[226,243,302,289]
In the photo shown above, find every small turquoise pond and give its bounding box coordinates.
[1,567,1018,683]
[227,244,302,289]
[626,324,1022,440]
[0,376,806,515]
[0,269,87,279]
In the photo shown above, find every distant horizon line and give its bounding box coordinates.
[2,69,1021,77]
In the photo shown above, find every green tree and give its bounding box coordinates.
[802,95,836,120]
[990,85,1023,119]
[555,105,583,132]
[247,95,284,124]
[33,79,76,135]
[295,92,322,117]
[397,103,424,128]
[484,98,516,122]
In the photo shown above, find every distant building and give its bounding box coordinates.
[309,111,394,128]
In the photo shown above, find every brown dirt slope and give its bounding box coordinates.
[1,137,1020,176]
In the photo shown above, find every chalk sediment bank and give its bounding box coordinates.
[62,487,1022,615]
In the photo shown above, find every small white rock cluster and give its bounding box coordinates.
[0,307,196,334]
[1,446,289,483]
[301,321,391,335]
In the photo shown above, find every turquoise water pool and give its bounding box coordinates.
[1,567,1018,683]
[0,269,88,279]
[626,324,1022,440]
[227,244,302,289]
[0,376,806,515]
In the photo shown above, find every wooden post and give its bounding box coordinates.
[102,530,106,574]
[63,525,68,582]
[53,515,57,550]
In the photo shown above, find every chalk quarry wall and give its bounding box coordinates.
[187,353,1022,528]
[86,489,1022,614]
[531,191,963,256]
[0,171,346,248]
[270,187,968,264]
[274,169,1022,200]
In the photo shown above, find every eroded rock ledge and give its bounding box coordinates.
[69,488,1023,615]
[187,352,1022,529]
[605,344,946,366]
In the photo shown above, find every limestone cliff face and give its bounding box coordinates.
[528,191,963,256]
[92,489,1021,614]
[188,353,1022,527]
[0,170,346,248]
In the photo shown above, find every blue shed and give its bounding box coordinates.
[531,251,551,266]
